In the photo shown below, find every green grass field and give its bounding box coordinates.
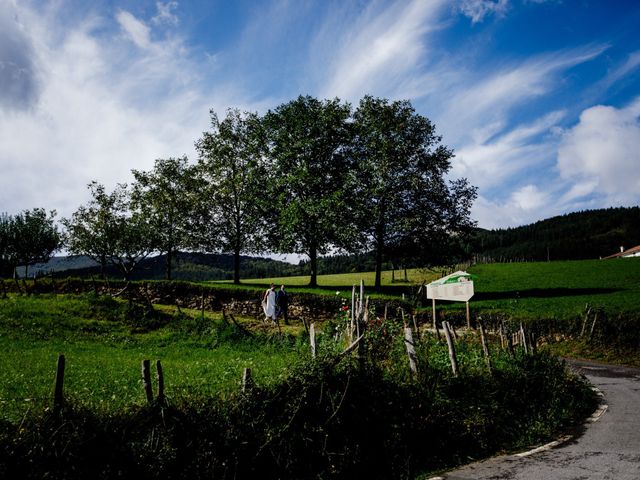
[219,267,440,289]
[465,258,640,317]
[2,258,637,421]
[0,294,302,422]
[219,258,640,319]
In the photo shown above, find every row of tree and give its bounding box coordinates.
[0,209,61,278]
[3,95,477,289]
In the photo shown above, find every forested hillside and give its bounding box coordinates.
[25,253,301,281]
[471,207,640,262]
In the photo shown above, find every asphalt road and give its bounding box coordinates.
[436,358,640,480]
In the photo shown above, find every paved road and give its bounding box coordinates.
[437,359,640,480]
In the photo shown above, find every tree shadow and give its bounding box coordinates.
[474,287,621,301]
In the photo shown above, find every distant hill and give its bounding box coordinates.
[23,252,302,281]
[470,206,640,262]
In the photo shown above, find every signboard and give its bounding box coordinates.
[426,271,474,302]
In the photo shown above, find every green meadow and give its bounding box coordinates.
[463,258,640,318]
[219,267,440,289]
[0,294,302,422]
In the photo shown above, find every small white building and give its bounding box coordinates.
[604,245,640,259]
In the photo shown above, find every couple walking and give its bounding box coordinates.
[262,283,289,325]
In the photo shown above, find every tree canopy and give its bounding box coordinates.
[195,109,267,284]
[131,157,199,280]
[1,209,61,278]
[262,95,355,287]
[351,95,476,289]
[64,183,156,282]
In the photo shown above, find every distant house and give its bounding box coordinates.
[603,245,640,259]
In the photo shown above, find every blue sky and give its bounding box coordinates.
[1,0,639,231]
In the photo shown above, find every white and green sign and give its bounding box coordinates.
[426,271,474,302]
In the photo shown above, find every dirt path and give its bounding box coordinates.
[435,358,640,480]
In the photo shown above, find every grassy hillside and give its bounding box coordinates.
[465,258,640,317]
[471,206,640,262]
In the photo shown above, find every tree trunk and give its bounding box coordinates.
[166,248,173,280]
[309,247,318,287]
[374,225,384,291]
[233,246,241,284]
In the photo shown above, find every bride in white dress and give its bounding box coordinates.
[262,284,277,323]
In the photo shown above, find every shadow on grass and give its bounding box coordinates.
[474,287,621,301]
[239,282,415,297]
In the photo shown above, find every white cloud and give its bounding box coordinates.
[473,185,555,228]
[152,1,179,26]
[511,184,548,211]
[116,10,152,49]
[458,0,509,24]
[0,3,244,218]
[452,111,564,191]
[318,0,447,101]
[557,98,640,205]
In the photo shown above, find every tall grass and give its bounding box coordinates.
[0,294,302,422]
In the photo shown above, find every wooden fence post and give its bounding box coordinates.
[432,298,437,330]
[310,323,316,359]
[588,310,599,341]
[466,301,471,329]
[53,354,65,411]
[141,359,153,404]
[404,327,418,378]
[442,321,459,376]
[580,304,591,338]
[478,318,492,373]
[520,324,528,354]
[242,367,252,393]
[156,360,165,404]
[507,328,514,356]
[201,289,206,319]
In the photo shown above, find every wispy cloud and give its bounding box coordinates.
[599,50,640,90]
[116,10,152,49]
[458,0,509,24]
[152,1,179,26]
[452,111,565,192]
[436,45,607,145]
[317,0,448,101]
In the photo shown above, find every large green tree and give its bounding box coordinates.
[64,183,155,282]
[11,208,61,278]
[131,157,199,280]
[63,182,122,277]
[352,96,476,290]
[195,109,267,284]
[263,96,354,287]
